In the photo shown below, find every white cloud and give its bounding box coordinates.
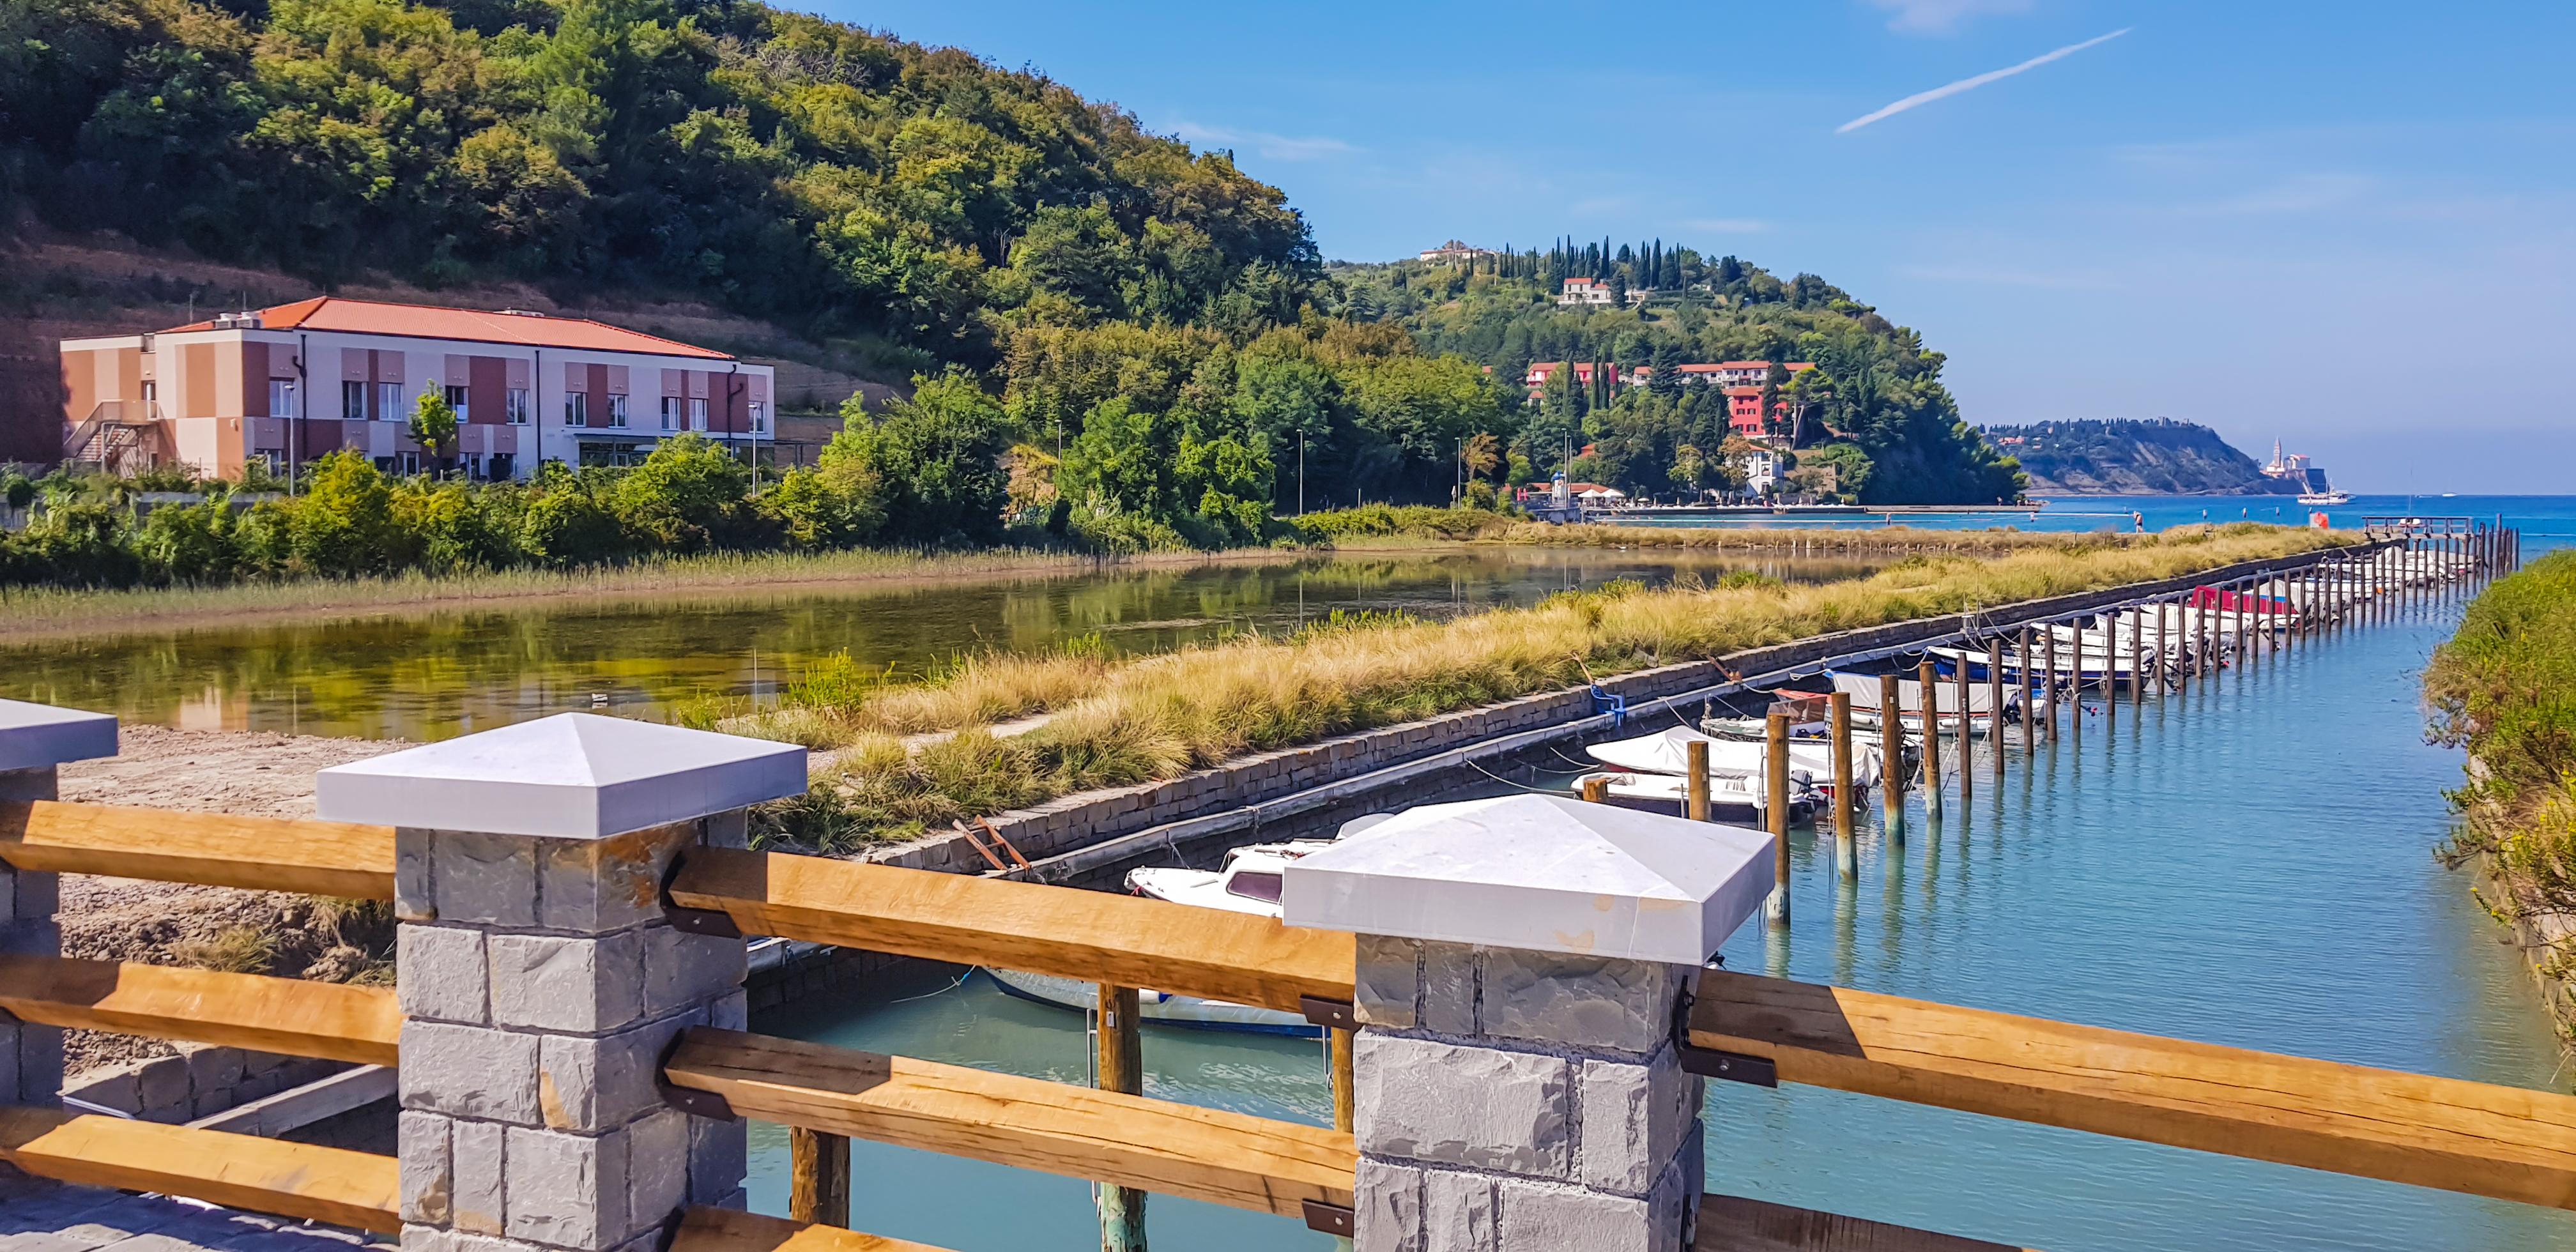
[1682,218,1771,234]
[1837,27,2131,133]
[1168,121,1356,162]
[1864,0,2035,35]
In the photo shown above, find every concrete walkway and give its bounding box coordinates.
[0,1174,386,1252]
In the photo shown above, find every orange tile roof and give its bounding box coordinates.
[162,297,734,360]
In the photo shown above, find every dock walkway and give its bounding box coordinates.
[0,1175,384,1252]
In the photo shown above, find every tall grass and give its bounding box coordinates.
[762,524,2347,852]
[2427,550,2576,912]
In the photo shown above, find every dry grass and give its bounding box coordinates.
[170,923,277,975]
[755,524,2349,851]
[1497,521,2150,554]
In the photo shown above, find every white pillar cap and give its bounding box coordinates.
[1282,795,1775,966]
[316,712,806,839]
[0,700,118,772]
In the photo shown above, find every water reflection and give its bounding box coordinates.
[0,548,1881,741]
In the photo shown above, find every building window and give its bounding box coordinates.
[376,382,401,422]
[505,388,530,425]
[606,394,629,428]
[445,385,469,424]
[689,397,708,432]
[267,379,297,420]
[749,402,767,435]
[661,397,680,431]
[565,392,588,428]
[342,381,366,420]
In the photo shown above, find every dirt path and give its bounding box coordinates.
[52,726,403,1071]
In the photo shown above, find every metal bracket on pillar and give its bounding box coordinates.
[1301,1199,1356,1237]
[1300,996,1358,1032]
[660,853,744,938]
[1674,1042,1778,1087]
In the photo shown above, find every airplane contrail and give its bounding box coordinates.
[1837,27,2133,134]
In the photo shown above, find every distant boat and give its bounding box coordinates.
[2296,464,2350,506]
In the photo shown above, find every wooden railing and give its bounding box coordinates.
[8,670,2576,1252]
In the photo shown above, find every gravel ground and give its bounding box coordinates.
[52,726,404,1072]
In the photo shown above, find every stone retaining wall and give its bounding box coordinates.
[861,545,2351,878]
[65,1044,351,1124]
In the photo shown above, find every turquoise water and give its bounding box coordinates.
[738,501,2576,1252]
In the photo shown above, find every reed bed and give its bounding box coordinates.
[2428,550,2576,917]
[752,524,2348,851]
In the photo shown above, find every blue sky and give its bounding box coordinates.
[812,0,2575,493]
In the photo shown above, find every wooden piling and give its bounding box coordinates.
[1916,660,1942,815]
[2154,602,2168,696]
[1767,711,1792,926]
[1686,739,1711,824]
[788,1129,850,1229]
[1956,653,1974,803]
[1096,983,1147,1251]
[2071,620,2083,745]
[2043,626,2059,735]
[2129,611,2143,708]
[2018,625,2036,757]
[1331,1027,1354,1135]
[2103,617,2117,733]
[1987,638,2006,776]
[1831,692,1856,881]
[1581,775,1610,804]
[1879,672,1905,831]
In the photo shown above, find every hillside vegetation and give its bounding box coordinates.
[1333,243,2025,506]
[1981,418,2293,496]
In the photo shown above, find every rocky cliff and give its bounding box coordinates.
[1982,418,2298,496]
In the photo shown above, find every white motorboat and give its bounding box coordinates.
[1584,724,1882,790]
[1567,768,1817,823]
[987,839,1342,1035]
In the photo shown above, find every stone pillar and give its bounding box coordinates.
[0,700,118,1111]
[1284,795,1775,1252]
[316,714,804,1252]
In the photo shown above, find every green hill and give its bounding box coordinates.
[1981,419,2296,496]
[1331,242,2025,506]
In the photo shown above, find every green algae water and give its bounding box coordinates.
[0,547,1877,742]
[734,505,2576,1252]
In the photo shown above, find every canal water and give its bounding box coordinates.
[0,547,1878,742]
[741,520,2576,1252]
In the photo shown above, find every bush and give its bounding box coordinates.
[293,452,397,577]
[831,372,1012,547]
[612,434,753,553]
[136,496,237,584]
[3,502,141,587]
[520,465,626,567]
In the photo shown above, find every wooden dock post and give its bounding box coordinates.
[1987,638,2006,776]
[1581,775,1610,804]
[1095,983,1147,1251]
[1767,710,1791,926]
[1879,672,1905,838]
[2043,627,2059,735]
[1830,692,1856,881]
[1955,653,1974,804]
[1917,660,1943,814]
[790,1129,852,1228]
[2129,611,2143,708]
[2070,620,2083,746]
[2103,618,2117,733]
[2018,625,2036,757]
[1686,738,1712,824]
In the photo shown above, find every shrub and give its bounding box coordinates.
[612,434,753,553]
[521,464,626,567]
[293,452,397,576]
[136,496,236,584]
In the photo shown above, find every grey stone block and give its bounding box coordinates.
[1423,1170,1498,1252]
[1577,1050,1696,1197]
[1353,1157,1423,1252]
[1354,934,1420,1030]
[642,927,745,1019]
[0,866,57,925]
[398,1111,452,1225]
[1494,1175,1683,1252]
[395,831,436,924]
[488,931,645,1034]
[505,1126,628,1248]
[624,1108,689,1229]
[135,1056,188,1117]
[63,1064,138,1115]
[451,1118,506,1236]
[709,991,747,1032]
[431,832,539,930]
[686,1114,747,1204]
[1356,1034,1568,1179]
[1480,950,1685,1055]
[185,1044,245,1097]
[399,926,490,1026]
[399,1022,540,1126]
[537,822,693,935]
[1420,941,1478,1036]
[538,1019,680,1132]
[703,810,747,851]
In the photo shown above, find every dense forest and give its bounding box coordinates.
[1333,241,2026,507]
[1,0,2018,577]
[1979,418,2294,496]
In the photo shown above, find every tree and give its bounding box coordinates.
[828,370,1014,546]
[294,451,396,576]
[408,388,459,471]
[1647,340,1683,402]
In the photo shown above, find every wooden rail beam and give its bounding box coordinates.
[1697,1194,2032,1251]
[0,800,394,899]
[670,1206,957,1252]
[0,954,400,1065]
[0,1106,399,1232]
[664,847,1356,1014]
[663,1027,1355,1218]
[1689,970,2576,1210]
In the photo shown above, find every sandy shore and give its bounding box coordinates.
[52,726,402,1071]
